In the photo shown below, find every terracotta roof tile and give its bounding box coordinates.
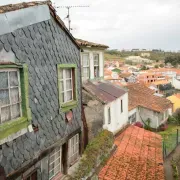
[76,38,109,49]
[126,83,172,112]
[98,125,164,180]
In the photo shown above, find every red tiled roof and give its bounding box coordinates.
[76,38,109,49]
[127,83,172,112]
[99,125,164,180]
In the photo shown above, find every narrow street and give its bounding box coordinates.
[164,145,180,180]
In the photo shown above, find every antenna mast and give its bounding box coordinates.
[56,5,89,32]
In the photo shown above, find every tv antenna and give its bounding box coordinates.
[56,5,89,32]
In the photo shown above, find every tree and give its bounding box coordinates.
[140,65,148,70]
[159,64,164,68]
[174,108,180,125]
[112,68,121,74]
[154,65,159,68]
[165,55,180,67]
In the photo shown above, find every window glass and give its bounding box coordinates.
[108,108,111,124]
[82,54,90,79]
[0,69,21,123]
[68,134,79,166]
[59,68,74,104]
[49,147,62,180]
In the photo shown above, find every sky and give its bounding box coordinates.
[1,0,180,51]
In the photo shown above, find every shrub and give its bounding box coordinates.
[134,122,143,128]
[72,130,114,180]
[174,108,180,125]
[159,124,168,131]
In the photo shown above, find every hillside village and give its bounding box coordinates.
[0,1,180,180]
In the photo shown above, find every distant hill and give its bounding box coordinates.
[105,49,178,62]
[104,53,125,61]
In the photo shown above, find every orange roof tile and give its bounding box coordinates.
[152,80,170,85]
[98,125,164,180]
[127,83,172,112]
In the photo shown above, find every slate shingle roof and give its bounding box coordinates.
[0,1,80,50]
[99,125,164,180]
[127,83,172,112]
[83,81,127,104]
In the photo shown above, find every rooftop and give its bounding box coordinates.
[126,83,172,112]
[83,81,127,104]
[98,125,164,180]
[76,38,109,49]
[0,1,80,49]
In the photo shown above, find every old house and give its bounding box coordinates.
[76,39,109,81]
[127,83,173,128]
[0,1,82,180]
[82,81,128,139]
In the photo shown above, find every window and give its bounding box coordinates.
[128,113,136,124]
[93,54,99,78]
[68,134,79,166]
[59,69,73,103]
[82,53,90,79]
[108,107,111,124]
[121,100,123,113]
[49,147,62,180]
[0,69,21,123]
[57,64,77,112]
[0,64,31,143]
[25,170,37,180]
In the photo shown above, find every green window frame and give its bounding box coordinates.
[0,64,31,141]
[57,64,78,112]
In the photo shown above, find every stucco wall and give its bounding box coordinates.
[0,16,82,178]
[81,48,104,81]
[172,78,180,90]
[103,93,129,134]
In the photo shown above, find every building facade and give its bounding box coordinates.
[0,2,82,180]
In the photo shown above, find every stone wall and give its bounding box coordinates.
[83,90,104,141]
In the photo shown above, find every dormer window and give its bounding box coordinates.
[93,54,99,78]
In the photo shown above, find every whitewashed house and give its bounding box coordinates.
[127,83,173,129]
[76,39,109,81]
[82,81,128,138]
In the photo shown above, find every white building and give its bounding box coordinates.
[76,39,108,81]
[127,83,173,129]
[82,81,129,137]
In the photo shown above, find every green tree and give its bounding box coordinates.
[154,65,159,68]
[159,64,164,68]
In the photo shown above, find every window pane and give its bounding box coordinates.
[66,79,72,90]
[1,106,11,123]
[66,91,72,101]
[0,89,10,106]
[82,54,89,66]
[60,81,64,92]
[9,71,18,87]
[65,69,71,79]
[94,67,99,77]
[0,72,8,89]
[11,103,20,119]
[54,165,60,175]
[83,68,89,78]
[10,88,20,104]
[49,170,54,179]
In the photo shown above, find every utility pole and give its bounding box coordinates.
[56,6,89,32]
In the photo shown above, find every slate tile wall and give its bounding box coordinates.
[0,17,82,177]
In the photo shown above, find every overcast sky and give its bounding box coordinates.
[1,0,180,50]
